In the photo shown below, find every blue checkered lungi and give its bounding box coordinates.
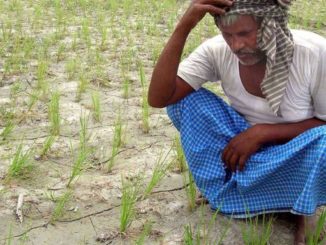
[167,88,326,217]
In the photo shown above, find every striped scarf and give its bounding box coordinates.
[215,0,294,116]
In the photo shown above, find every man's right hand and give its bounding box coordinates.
[180,0,233,31]
[149,0,233,108]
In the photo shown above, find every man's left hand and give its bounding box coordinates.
[222,126,263,172]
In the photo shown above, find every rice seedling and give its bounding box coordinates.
[183,224,201,245]
[241,214,274,245]
[5,224,13,245]
[67,116,91,187]
[306,211,326,245]
[65,58,80,80]
[56,43,65,62]
[48,91,60,136]
[135,221,153,245]
[39,135,57,159]
[107,111,123,172]
[183,170,197,211]
[139,63,150,133]
[50,190,72,224]
[122,75,130,99]
[173,135,187,173]
[6,143,34,181]
[0,121,15,141]
[36,60,48,88]
[91,91,101,122]
[81,18,91,48]
[142,148,172,200]
[27,90,40,111]
[120,175,141,233]
[75,74,89,101]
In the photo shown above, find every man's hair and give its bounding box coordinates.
[214,14,262,27]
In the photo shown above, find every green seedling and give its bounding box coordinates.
[27,90,40,111]
[120,175,141,233]
[122,75,130,99]
[139,63,150,133]
[75,74,89,101]
[36,60,48,87]
[142,149,172,200]
[48,92,60,136]
[39,135,56,159]
[65,58,80,80]
[91,91,101,122]
[183,224,201,245]
[50,190,72,224]
[183,170,197,211]
[135,221,153,245]
[241,214,274,245]
[306,211,326,245]
[107,111,123,172]
[56,43,65,62]
[67,116,91,187]
[81,18,91,48]
[6,144,33,181]
[0,121,15,140]
[173,135,187,172]
[5,224,13,245]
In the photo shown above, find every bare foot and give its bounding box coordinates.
[195,193,209,206]
[294,215,321,245]
[294,215,306,245]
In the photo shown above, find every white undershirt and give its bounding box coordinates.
[178,30,326,125]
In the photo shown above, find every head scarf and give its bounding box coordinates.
[215,0,294,116]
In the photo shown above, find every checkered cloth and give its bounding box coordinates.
[215,0,294,116]
[167,89,326,217]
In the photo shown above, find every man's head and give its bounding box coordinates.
[212,0,294,115]
[216,14,265,66]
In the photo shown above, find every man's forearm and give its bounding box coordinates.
[254,118,326,145]
[148,22,193,108]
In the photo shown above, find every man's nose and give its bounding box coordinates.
[230,37,245,52]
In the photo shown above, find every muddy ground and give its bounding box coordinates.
[0,0,325,244]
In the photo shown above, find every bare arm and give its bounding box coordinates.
[223,118,326,172]
[148,0,233,108]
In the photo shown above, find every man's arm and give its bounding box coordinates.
[148,0,233,108]
[222,118,326,172]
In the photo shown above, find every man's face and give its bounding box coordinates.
[219,15,265,66]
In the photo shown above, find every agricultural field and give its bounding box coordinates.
[0,0,325,244]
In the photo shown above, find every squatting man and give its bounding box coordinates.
[148,0,326,244]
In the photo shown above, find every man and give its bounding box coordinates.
[148,0,326,244]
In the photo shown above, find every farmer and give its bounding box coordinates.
[148,0,326,244]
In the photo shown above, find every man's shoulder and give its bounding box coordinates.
[292,30,326,55]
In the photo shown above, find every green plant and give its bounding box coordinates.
[39,135,56,159]
[75,74,89,101]
[139,63,150,133]
[27,90,40,111]
[306,211,326,245]
[5,224,13,245]
[183,224,201,245]
[48,91,60,136]
[6,144,33,180]
[142,149,172,200]
[241,214,274,245]
[91,91,101,122]
[67,116,91,187]
[50,191,72,223]
[1,121,15,140]
[120,176,141,233]
[183,170,197,211]
[135,221,153,245]
[174,135,187,172]
[107,111,123,172]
